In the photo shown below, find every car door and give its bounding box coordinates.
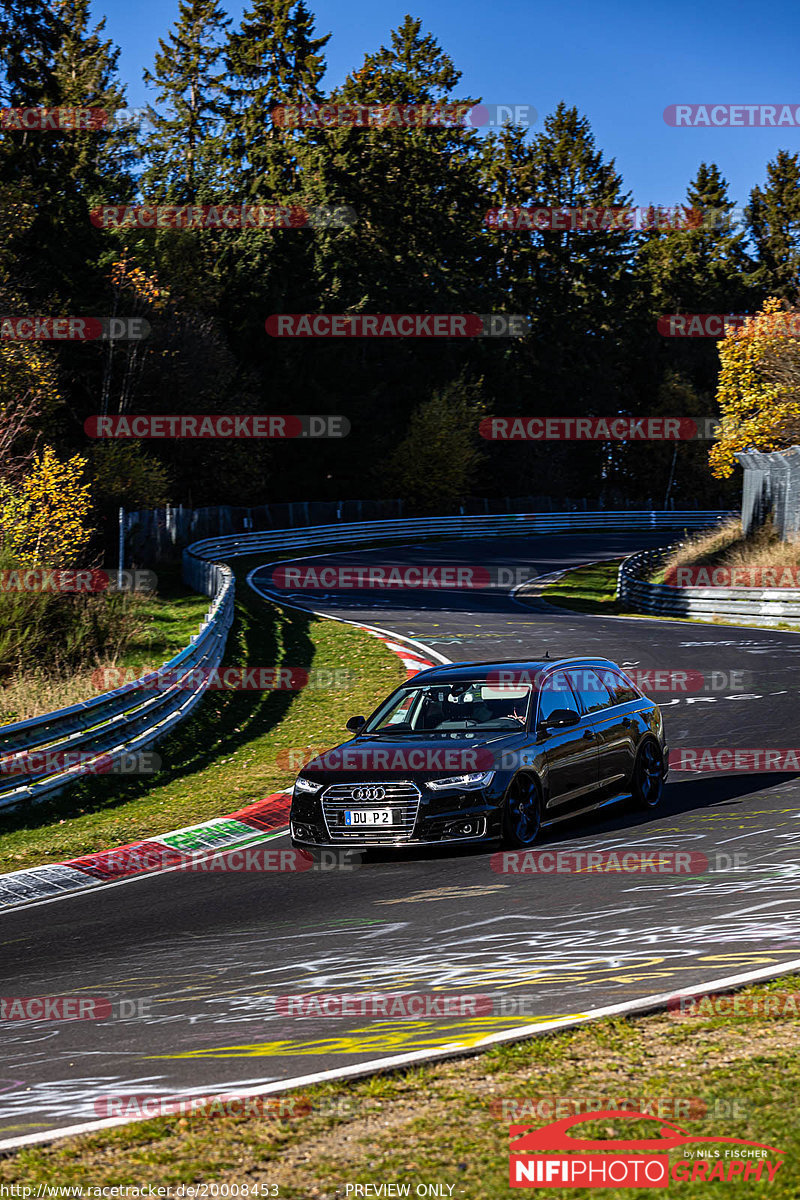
[569,667,638,797]
[536,669,600,813]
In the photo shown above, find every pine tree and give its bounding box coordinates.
[747,151,800,303]
[640,163,753,315]
[142,0,231,203]
[0,0,60,109]
[52,0,135,211]
[0,0,133,315]
[477,104,638,502]
[222,0,328,196]
[270,15,485,502]
[634,161,756,425]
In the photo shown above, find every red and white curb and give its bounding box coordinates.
[0,792,293,913]
[360,631,440,678]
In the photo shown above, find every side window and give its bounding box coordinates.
[566,667,615,715]
[602,669,641,705]
[537,671,581,723]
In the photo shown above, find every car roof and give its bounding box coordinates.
[411,657,623,684]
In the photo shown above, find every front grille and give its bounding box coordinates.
[321,781,421,843]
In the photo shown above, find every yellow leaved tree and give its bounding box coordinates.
[710,297,800,478]
[0,446,94,567]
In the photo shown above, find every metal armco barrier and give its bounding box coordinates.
[182,510,732,573]
[618,547,800,627]
[0,563,234,813]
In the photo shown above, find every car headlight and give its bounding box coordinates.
[294,776,323,794]
[426,771,495,791]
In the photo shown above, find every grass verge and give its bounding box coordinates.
[541,556,800,632]
[2,974,799,1196]
[0,555,405,872]
[0,567,210,723]
[540,560,624,614]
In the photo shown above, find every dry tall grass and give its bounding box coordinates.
[0,655,163,725]
[658,516,800,582]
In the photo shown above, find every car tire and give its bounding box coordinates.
[502,773,543,847]
[629,738,665,810]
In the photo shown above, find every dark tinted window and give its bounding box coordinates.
[600,669,640,704]
[566,667,615,714]
[537,670,580,723]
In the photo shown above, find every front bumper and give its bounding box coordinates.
[290,777,501,849]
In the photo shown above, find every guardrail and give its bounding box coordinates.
[618,547,800,627]
[182,510,732,572]
[0,509,729,814]
[0,562,234,813]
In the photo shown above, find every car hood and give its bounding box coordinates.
[299,731,526,783]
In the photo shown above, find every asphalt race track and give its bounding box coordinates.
[3,531,800,1144]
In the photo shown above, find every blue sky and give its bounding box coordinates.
[99,0,800,208]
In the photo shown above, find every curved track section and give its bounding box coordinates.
[3,531,800,1146]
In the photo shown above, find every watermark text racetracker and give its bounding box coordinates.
[658,312,800,337]
[0,568,155,593]
[487,667,752,694]
[265,314,529,337]
[91,204,356,230]
[670,748,800,772]
[0,751,160,776]
[84,415,348,439]
[263,991,591,1019]
[485,206,704,232]
[490,849,746,874]
[269,562,538,591]
[276,993,494,1017]
[295,746,497,772]
[77,845,362,875]
[493,1096,748,1121]
[271,101,537,128]
[480,416,721,441]
[93,1093,361,1121]
[0,996,151,1020]
[669,992,800,1018]
[91,666,356,692]
[664,103,800,126]
[0,317,149,340]
[0,106,136,130]
[666,565,800,588]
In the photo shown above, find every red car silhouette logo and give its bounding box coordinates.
[511,1110,784,1156]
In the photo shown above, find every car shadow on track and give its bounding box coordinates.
[355,772,800,864]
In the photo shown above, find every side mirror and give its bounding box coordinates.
[539,708,581,731]
[346,715,366,734]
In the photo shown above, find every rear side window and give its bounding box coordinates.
[566,667,615,714]
[601,669,641,704]
[537,670,580,723]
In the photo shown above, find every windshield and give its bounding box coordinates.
[363,680,534,734]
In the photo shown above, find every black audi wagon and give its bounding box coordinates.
[289,656,668,850]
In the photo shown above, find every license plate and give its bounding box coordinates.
[344,809,393,826]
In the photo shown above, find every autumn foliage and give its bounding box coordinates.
[0,446,94,567]
[710,298,800,478]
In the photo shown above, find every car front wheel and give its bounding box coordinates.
[502,773,542,847]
